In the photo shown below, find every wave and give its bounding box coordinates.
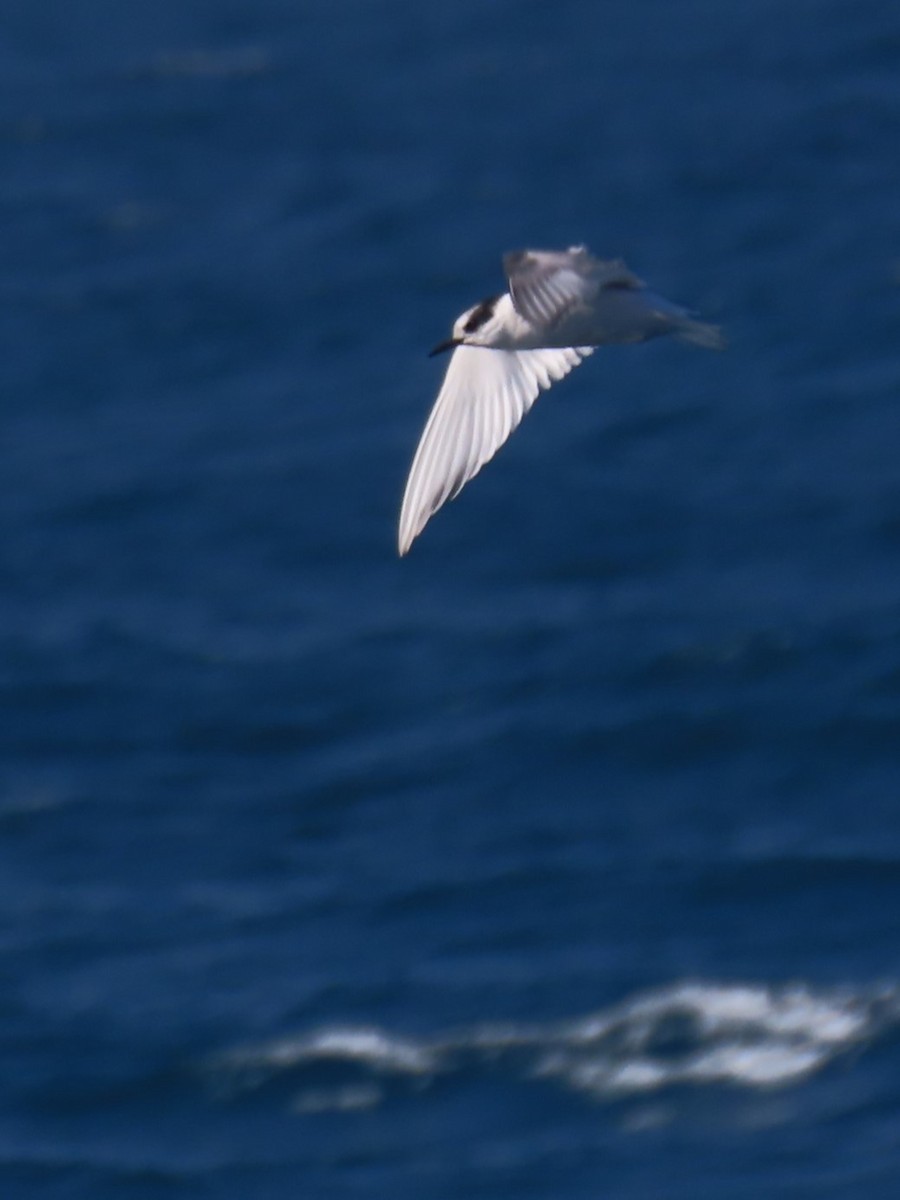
[206,980,899,1114]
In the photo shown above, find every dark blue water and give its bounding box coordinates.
[3,1,900,1195]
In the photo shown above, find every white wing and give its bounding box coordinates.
[503,246,641,329]
[398,343,593,554]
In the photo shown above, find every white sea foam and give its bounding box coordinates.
[217,1024,436,1084]
[207,980,898,1113]
[290,1084,383,1114]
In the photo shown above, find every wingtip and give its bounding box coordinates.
[397,521,415,557]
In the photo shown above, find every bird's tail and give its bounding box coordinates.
[676,316,727,350]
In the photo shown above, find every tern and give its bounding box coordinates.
[398,245,723,555]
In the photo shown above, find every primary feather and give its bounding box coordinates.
[398,343,592,555]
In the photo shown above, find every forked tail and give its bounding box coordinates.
[676,316,727,350]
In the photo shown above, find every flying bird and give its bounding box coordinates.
[398,245,724,555]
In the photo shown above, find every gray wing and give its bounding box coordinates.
[503,245,642,328]
[398,343,593,555]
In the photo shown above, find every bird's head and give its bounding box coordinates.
[428,294,501,356]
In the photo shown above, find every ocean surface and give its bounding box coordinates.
[3,1,900,1196]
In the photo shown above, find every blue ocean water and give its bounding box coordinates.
[3,0,900,1195]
